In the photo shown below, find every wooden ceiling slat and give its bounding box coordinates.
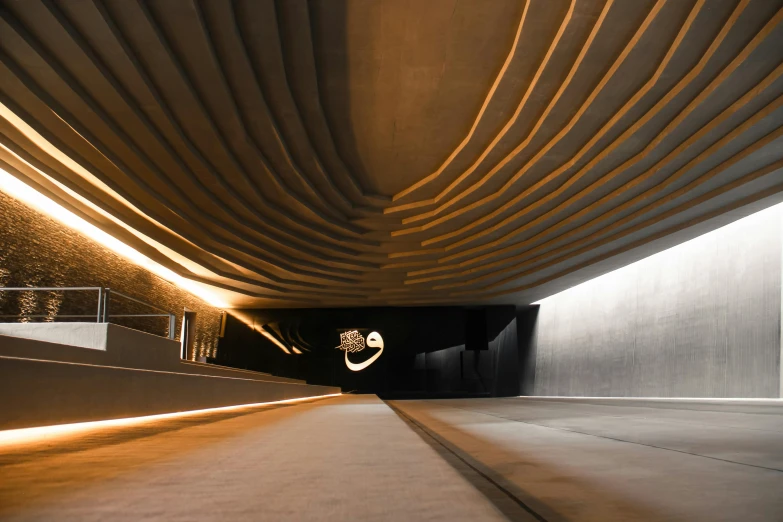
[0,0,780,306]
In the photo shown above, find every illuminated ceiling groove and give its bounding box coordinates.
[0,0,782,306]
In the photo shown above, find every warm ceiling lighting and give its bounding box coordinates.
[0,393,341,447]
[0,167,231,309]
[258,325,292,354]
[226,310,293,354]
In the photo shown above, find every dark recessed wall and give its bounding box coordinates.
[216,306,524,397]
[0,192,221,360]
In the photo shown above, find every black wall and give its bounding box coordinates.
[216,306,528,398]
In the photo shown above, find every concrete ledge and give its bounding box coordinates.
[0,355,339,430]
[0,323,107,351]
[0,324,304,384]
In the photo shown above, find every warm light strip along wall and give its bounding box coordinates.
[0,393,341,447]
[225,310,296,355]
[258,325,292,354]
[0,104,237,291]
[0,167,231,309]
[522,396,783,402]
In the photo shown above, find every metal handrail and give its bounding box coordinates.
[0,314,105,318]
[0,287,102,291]
[103,288,176,339]
[0,286,103,321]
[106,289,172,315]
[0,286,176,339]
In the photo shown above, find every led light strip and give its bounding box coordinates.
[0,166,231,308]
[520,396,782,401]
[258,324,292,354]
[0,393,341,446]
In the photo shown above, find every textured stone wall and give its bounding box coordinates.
[533,204,782,398]
[0,191,221,360]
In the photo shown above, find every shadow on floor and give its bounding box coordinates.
[387,400,673,522]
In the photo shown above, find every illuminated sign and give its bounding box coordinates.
[336,330,384,371]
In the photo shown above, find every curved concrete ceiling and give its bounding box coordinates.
[1,0,782,307]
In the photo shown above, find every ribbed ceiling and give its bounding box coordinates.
[1,0,782,307]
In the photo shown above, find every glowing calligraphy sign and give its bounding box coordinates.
[336,330,384,371]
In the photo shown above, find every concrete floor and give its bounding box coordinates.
[1,395,782,521]
[390,397,783,522]
[0,395,507,522]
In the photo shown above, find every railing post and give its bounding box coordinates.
[102,288,110,323]
[168,313,176,340]
[96,287,103,323]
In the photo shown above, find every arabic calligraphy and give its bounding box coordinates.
[336,330,365,353]
[336,330,384,371]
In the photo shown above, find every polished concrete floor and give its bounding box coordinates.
[1,395,782,521]
[390,397,783,522]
